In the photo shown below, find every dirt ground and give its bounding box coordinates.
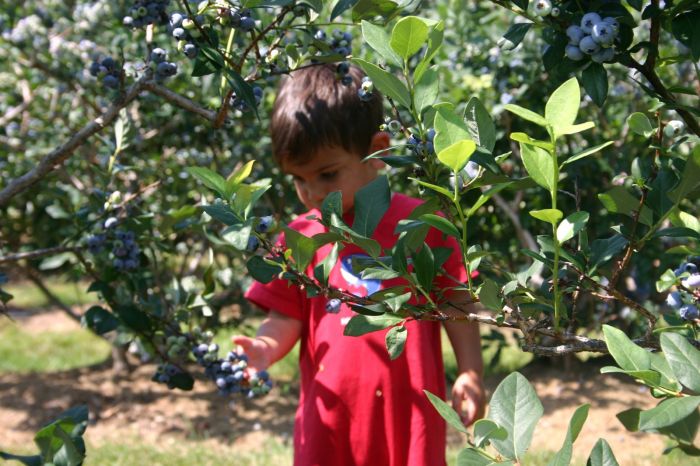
[0,310,683,465]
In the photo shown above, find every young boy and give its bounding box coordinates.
[232,63,484,466]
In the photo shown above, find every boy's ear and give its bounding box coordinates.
[367,131,391,169]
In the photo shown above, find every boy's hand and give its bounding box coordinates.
[452,372,486,427]
[231,335,273,370]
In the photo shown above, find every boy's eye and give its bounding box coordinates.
[320,171,338,181]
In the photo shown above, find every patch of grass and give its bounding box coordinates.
[4,279,94,309]
[0,320,110,373]
[84,437,293,466]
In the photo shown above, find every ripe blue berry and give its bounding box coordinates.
[591,47,614,63]
[183,43,198,59]
[682,274,700,289]
[581,12,602,33]
[240,16,255,32]
[151,48,167,63]
[591,22,615,47]
[579,36,600,55]
[565,45,585,61]
[246,236,260,252]
[666,291,682,309]
[255,216,273,233]
[680,304,699,321]
[326,298,341,313]
[566,25,585,44]
[341,75,353,86]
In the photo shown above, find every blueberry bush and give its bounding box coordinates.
[0,0,699,464]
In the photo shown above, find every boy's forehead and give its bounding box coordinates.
[281,146,359,173]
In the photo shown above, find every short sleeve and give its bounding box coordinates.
[245,278,305,321]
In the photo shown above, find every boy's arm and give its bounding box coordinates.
[442,293,485,427]
[232,310,302,370]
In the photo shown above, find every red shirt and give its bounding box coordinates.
[245,194,468,466]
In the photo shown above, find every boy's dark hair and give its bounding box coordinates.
[270,63,384,164]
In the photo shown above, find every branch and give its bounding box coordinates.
[142,81,217,122]
[21,267,81,323]
[0,246,78,265]
[0,76,150,207]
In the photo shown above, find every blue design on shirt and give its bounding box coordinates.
[339,254,381,296]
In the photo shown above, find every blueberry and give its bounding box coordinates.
[172,27,187,40]
[247,236,260,252]
[336,62,350,75]
[101,57,116,70]
[341,75,353,86]
[170,12,184,28]
[682,274,700,289]
[216,377,227,389]
[679,304,699,321]
[579,36,600,55]
[314,30,326,41]
[150,47,167,63]
[123,16,134,27]
[581,12,602,33]
[533,0,552,16]
[387,120,401,132]
[325,298,341,313]
[183,43,198,59]
[675,262,698,277]
[239,16,255,32]
[426,128,436,142]
[566,25,585,44]
[358,89,372,102]
[591,22,615,46]
[666,291,683,309]
[255,216,273,233]
[664,120,685,138]
[602,17,620,34]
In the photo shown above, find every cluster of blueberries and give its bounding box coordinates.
[666,260,700,321]
[152,362,187,388]
[150,47,178,81]
[88,57,121,89]
[564,12,620,63]
[169,12,205,60]
[86,219,141,272]
[192,342,272,397]
[336,61,353,86]
[230,85,264,113]
[245,215,274,252]
[216,6,256,32]
[314,29,353,57]
[407,128,436,157]
[123,0,171,29]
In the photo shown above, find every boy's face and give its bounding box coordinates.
[282,145,384,213]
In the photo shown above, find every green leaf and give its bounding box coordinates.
[587,438,620,466]
[627,112,655,137]
[413,243,436,292]
[465,97,496,153]
[467,182,513,217]
[419,214,461,239]
[330,0,359,21]
[657,407,700,445]
[548,404,590,466]
[351,58,411,109]
[283,227,317,271]
[556,211,589,243]
[555,122,595,136]
[414,21,444,84]
[321,191,343,226]
[661,333,700,393]
[411,178,454,198]
[588,235,628,274]
[202,203,242,226]
[504,104,548,127]
[437,139,477,173]
[672,10,700,61]
[638,396,700,430]
[247,256,282,284]
[656,268,678,293]
[498,22,532,51]
[81,306,119,335]
[479,279,502,311]
[487,372,544,461]
[352,175,390,238]
[562,141,614,166]
[598,186,653,226]
[602,325,650,372]
[433,105,472,155]
[510,132,553,151]
[600,366,661,387]
[582,63,608,107]
[187,167,227,197]
[414,66,439,115]
[473,419,508,448]
[390,16,429,61]
[361,20,402,66]
[52,425,83,465]
[385,326,407,360]
[520,143,555,191]
[529,209,563,225]
[545,77,580,136]
[221,221,253,250]
[424,390,468,434]
[344,313,403,336]
[115,304,153,333]
[668,146,700,203]
[314,243,340,286]
[456,448,496,466]
[0,452,42,466]
[225,160,255,198]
